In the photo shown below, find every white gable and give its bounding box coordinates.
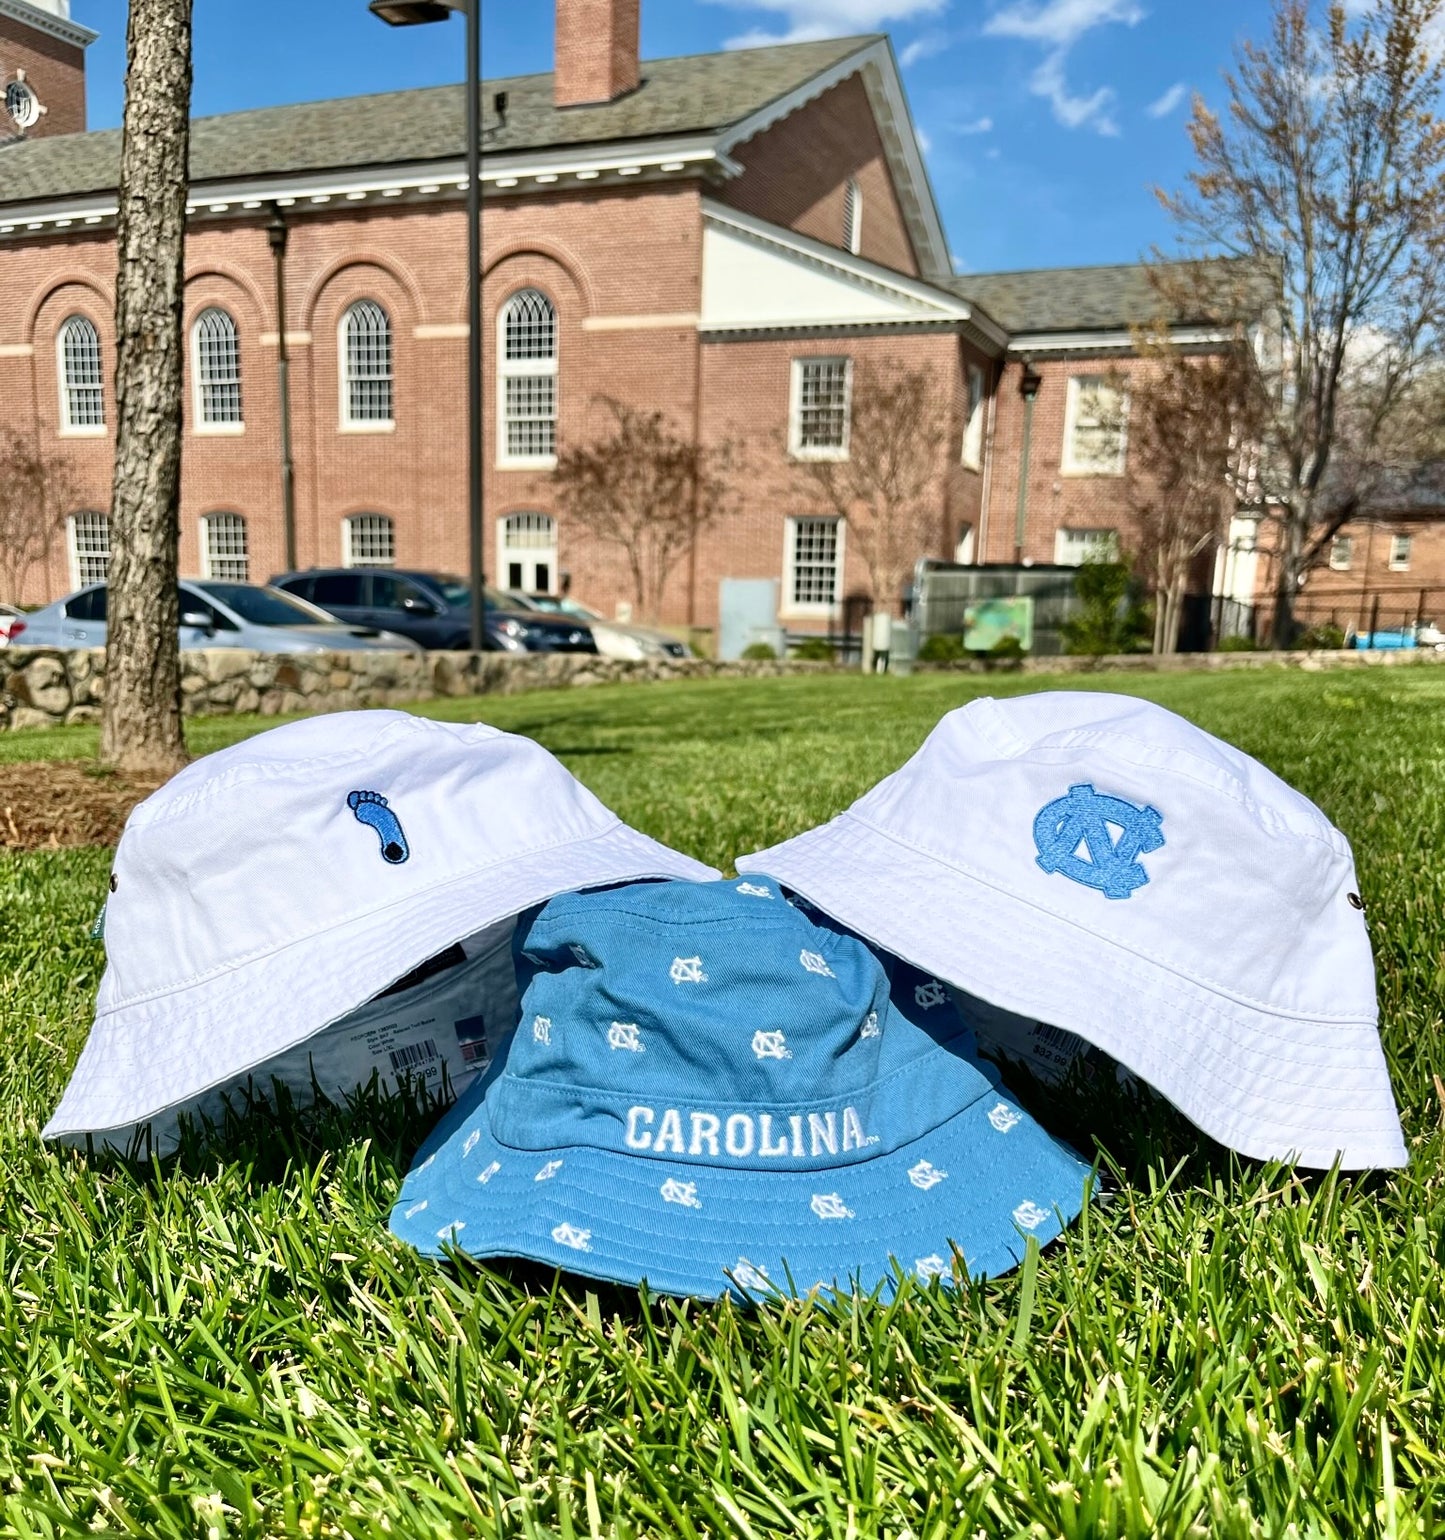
[701,204,983,336]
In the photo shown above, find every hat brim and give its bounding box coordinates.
[45,824,718,1145]
[389,1058,1093,1300]
[738,818,1407,1170]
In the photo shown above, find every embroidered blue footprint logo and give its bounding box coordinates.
[348,790,410,865]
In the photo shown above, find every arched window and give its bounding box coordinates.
[193,308,243,428]
[843,178,862,255]
[67,510,110,587]
[499,511,558,594]
[202,512,249,581]
[341,300,394,427]
[58,316,105,431]
[343,512,395,568]
[498,288,558,466]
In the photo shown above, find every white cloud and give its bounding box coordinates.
[716,0,948,49]
[983,0,1144,135]
[900,30,950,66]
[916,125,934,152]
[1146,81,1187,118]
[953,115,994,134]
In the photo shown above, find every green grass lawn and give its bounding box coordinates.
[2,670,1443,1537]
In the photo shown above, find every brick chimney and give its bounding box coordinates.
[554,0,640,109]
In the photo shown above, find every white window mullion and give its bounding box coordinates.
[498,289,559,468]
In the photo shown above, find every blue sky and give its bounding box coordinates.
[74,0,1265,274]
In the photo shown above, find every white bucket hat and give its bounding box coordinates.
[45,710,717,1150]
[738,691,1406,1170]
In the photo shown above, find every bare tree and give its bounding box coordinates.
[551,399,738,623]
[0,431,79,607]
[1125,341,1266,653]
[1156,0,1445,642]
[101,0,193,775]
[792,358,952,608]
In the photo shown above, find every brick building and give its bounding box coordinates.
[7,0,1394,643]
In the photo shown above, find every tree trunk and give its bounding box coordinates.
[100,0,194,776]
[1270,510,1305,649]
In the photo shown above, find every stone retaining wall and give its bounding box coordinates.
[0,647,827,732]
[4,641,1443,731]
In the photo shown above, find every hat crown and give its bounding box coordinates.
[487,878,984,1169]
[103,711,628,1009]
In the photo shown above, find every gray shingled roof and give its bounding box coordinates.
[951,258,1276,335]
[0,34,873,208]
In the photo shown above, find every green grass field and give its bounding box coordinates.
[2,671,1443,1537]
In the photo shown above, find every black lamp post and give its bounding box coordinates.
[370,0,485,653]
[1013,359,1043,565]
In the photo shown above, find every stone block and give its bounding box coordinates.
[203,649,254,683]
[64,705,101,726]
[20,655,71,715]
[9,706,58,731]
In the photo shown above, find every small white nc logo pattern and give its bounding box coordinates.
[914,979,948,1010]
[1013,1200,1050,1231]
[532,1015,552,1045]
[860,1012,881,1040]
[914,1254,950,1281]
[659,1178,702,1209]
[462,1129,480,1158]
[403,1199,428,1220]
[436,1220,465,1241]
[476,1160,501,1185]
[800,950,835,978]
[908,1160,949,1191]
[811,1192,855,1221]
[736,882,773,899]
[988,1102,1022,1134]
[535,1159,564,1183]
[607,1021,645,1053]
[570,944,593,967]
[670,956,708,984]
[415,1153,437,1173]
[751,1029,793,1061]
[551,1222,592,1252]
[731,1257,771,1291]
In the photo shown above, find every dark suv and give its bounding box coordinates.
[270,569,597,654]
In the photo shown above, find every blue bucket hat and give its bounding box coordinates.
[389,876,1091,1299]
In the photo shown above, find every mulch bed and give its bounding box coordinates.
[0,762,166,853]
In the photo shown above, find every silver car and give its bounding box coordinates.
[18,581,423,653]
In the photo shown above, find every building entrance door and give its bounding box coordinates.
[498,512,557,595]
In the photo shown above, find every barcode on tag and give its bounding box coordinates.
[389,1039,440,1075]
[1030,1023,1081,1054]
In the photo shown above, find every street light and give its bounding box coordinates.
[370,0,485,654]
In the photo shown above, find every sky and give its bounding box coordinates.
[70,0,1269,275]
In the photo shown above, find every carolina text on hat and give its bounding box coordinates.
[624,1104,872,1160]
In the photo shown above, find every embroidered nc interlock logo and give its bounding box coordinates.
[1033,783,1164,900]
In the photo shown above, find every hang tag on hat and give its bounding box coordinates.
[951,987,1133,1090]
[254,917,519,1108]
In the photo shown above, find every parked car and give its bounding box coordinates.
[270,568,598,653]
[18,581,423,653]
[511,592,692,660]
[0,602,26,647]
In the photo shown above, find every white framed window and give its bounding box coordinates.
[843,178,862,255]
[1062,375,1128,475]
[498,511,558,594]
[1329,535,1354,571]
[340,300,394,429]
[962,363,986,470]
[1054,527,1119,567]
[789,358,852,460]
[192,308,243,431]
[201,512,249,581]
[498,288,558,468]
[342,512,395,568]
[783,516,845,616]
[67,510,110,588]
[58,315,105,434]
[1389,533,1412,571]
